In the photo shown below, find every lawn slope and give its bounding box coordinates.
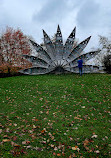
[0,74,111,157]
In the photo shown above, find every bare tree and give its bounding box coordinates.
[94,35,111,66]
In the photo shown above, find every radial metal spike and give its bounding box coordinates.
[63,27,76,60]
[65,27,76,45]
[63,36,91,65]
[55,25,64,61]
[42,30,56,64]
[30,39,52,63]
[43,30,49,40]
[70,36,91,58]
[57,25,61,32]
[56,25,62,39]
[64,50,99,68]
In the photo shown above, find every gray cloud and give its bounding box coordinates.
[33,0,74,24]
[77,0,101,29]
[0,0,111,51]
[77,0,111,30]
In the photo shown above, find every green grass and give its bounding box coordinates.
[0,74,111,158]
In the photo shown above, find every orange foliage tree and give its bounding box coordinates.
[0,27,32,74]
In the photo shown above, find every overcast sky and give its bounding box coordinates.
[0,0,111,52]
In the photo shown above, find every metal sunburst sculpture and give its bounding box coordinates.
[20,25,100,75]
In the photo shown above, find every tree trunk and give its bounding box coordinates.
[7,66,11,76]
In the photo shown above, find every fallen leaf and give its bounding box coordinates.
[0,129,2,133]
[94,150,100,153]
[33,125,36,129]
[53,152,56,155]
[81,106,85,108]
[72,153,77,157]
[22,140,30,145]
[46,111,49,115]
[72,146,78,150]
[51,144,54,148]
[2,139,11,142]
[91,135,98,138]
[22,141,27,145]
[54,147,58,151]
[83,139,89,146]
[41,129,45,133]
[13,136,17,141]
[57,153,61,156]
[11,141,20,147]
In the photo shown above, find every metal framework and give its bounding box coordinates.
[20,25,100,75]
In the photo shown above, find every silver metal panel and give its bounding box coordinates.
[43,30,55,62]
[30,40,52,64]
[64,51,98,68]
[63,27,76,59]
[67,36,91,63]
[21,66,54,75]
[64,65,100,73]
[23,55,49,68]
[55,25,64,61]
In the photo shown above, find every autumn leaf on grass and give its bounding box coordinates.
[69,153,77,158]
[83,139,90,151]
[39,98,43,101]
[74,116,82,121]
[32,118,39,121]
[91,135,98,138]
[94,150,100,153]
[51,144,54,148]
[69,154,77,158]
[13,136,17,141]
[11,147,27,156]
[22,140,30,145]
[14,123,17,126]
[81,106,85,108]
[46,110,49,115]
[29,133,36,139]
[72,146,78,150]
[58,142,62,149]
[57,153,61,156]
[33,125,36,129]
[11,141,20,147]
[54,147,58,151]
[72,146,80,152]
[53,152,56,156]
[3,135,9,138]
[83,139,89,146]
[0,129,2,133]
[41,129,45,134]
[2,139,11,142]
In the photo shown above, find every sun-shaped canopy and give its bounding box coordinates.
[20,25,100,74]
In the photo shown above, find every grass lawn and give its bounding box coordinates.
[0,74,111,158]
